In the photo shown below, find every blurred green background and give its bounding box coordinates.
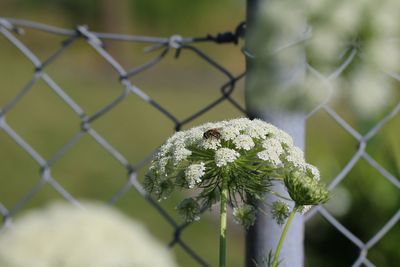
[0,1,399,267]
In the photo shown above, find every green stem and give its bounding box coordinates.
[272,205,299,267]
[219,175,228,267]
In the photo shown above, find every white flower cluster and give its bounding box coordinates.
[148,118,319,192]
[185,162,206,188]
[0,202,178,267]
[146,118,326,224]
[257,138,285,167]
[215,148,240,167]
[285,146,305,168]
[233,134,255,151]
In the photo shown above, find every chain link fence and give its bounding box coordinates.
[303,57,400,266]
[0,15,399,267]
[0,17,247,267]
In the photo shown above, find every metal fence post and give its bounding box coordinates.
[245,0,307,266]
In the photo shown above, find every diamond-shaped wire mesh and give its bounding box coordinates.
[0,17,399,267]
[303,53,400,266]
[0,17,247,267]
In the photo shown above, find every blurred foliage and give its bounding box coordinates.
[130,0,229,29]
[10,0,101,24]
[4,0,241,33]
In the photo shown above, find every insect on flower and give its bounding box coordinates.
[203,128,221,139]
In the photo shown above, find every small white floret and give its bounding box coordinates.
[262,138,284,154]
[172,145,192,165]
[233,134,255,150]
[244,122,270,139]
[220,126,240,141]
[215,148,240,167]
[285,146,306,168]
[257,150,282,166]
[185,163,206,188]
[200,138,221,150]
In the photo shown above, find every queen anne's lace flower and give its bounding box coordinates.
[285,146,306,168]
[145,118,327,226]
[257,150,282,166]
[0,202,178,267]
[233,134,255,150]
[215,148,240,167]
[257,138,285,166]
[262,138,283,152]
[244,119,271,139]
[220,126,240,141]
[200,138,221,150]
[185,163,206,188]
[172,145,192,165]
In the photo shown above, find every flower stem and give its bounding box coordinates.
[219,175,228,267]
[272,205,299,267]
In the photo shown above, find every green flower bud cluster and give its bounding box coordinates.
[271,201,290,225]
[176,198,200,222]
[233,204,257,229]
[284,170,329,207]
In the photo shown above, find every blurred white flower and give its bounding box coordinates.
[250,0,400,116]
[0,202,178,267]
[365,40,400,72]
[324,186,352,217]
[330,1,362,35]
[307,27,344,68]
[349,68,393,118]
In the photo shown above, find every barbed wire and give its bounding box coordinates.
[0,16,399,267]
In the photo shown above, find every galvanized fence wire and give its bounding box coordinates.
[0,16,399,267]
[244,27,399,265]
[0,17,247,267]
[303,49,400,267]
